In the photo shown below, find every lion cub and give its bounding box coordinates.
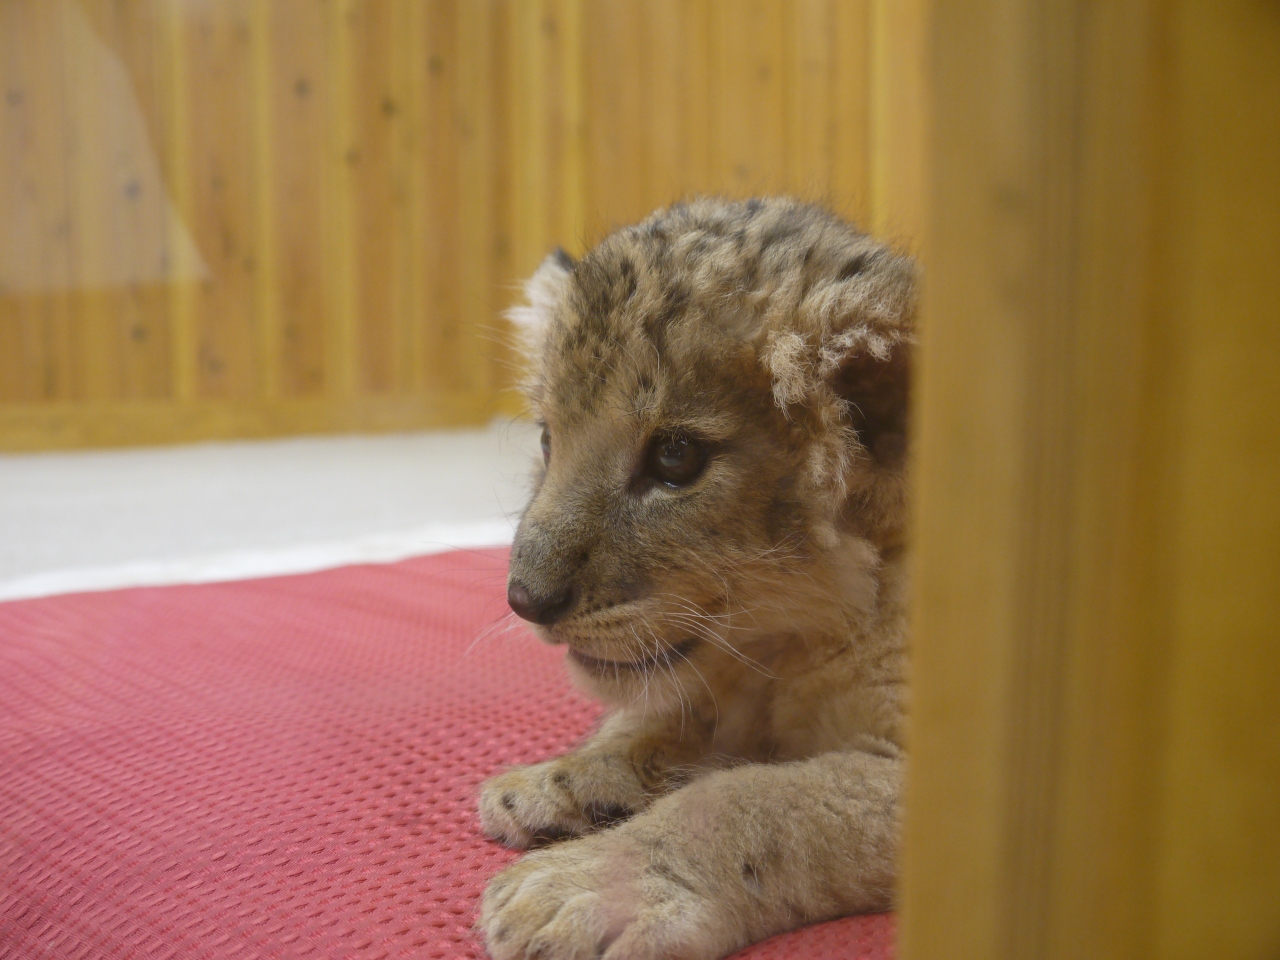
[478,197,914,960]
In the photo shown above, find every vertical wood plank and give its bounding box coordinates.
[1038,8,1171,955]
[174,0,262,400]
[263,0,329,398]
[0,0,75,403]
[507,0,540,277]
[454,0,502,396]
[582,0,646,233]
[1151,4,1280,955]
[901,0,1080,952]
[159,0,195,403]
[869,0,928,244]
[251,0,278,400]
[323,0,358,400]
[899,3,1279,959]
[400,0,430,395]
[391,0,419,397]
[68,0,174,401]
[510,0,586,275]
[786,0,835,202]
[62,0,123,402]
[639,0,714,207]
[103,0,173,401]
[490,0,520,410]
[419,0,465,393]
[710,0,787,196]
[554,0,586,253]
[342,0,404,395]
[831,0,872,222]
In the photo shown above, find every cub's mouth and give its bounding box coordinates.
[567,638,700,675]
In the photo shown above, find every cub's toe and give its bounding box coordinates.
[478,756,644,850]
[478,832,717,960]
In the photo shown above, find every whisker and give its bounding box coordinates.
[466,610,525,655]
[658,622,720,737]
[650,604,781,679]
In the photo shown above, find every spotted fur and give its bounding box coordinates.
[480,197,915,960]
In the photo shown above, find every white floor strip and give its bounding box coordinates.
[0,518,514,603]
[0,422,537,603]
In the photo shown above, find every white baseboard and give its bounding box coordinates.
[0,518,514,603]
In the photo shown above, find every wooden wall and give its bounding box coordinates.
[0,0,925,450]
[900,2,1280,958]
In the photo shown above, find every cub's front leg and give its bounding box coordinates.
[480,749,901,960]
[479,709,711,849]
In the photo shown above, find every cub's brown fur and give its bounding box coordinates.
[478,197,914,959]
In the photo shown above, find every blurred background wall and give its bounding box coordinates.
[0,0,925,451]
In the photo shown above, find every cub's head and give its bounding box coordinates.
[505,198,915,706]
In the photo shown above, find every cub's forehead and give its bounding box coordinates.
[532,197,872,426]
[540,302,731,429]
[564,198,848,324]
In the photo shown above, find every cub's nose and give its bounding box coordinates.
[507,580,578,626]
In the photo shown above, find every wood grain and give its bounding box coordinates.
[1,0,891,450]
[262,0,329,399]
[0,0,75,403]
[899,2,1280,958]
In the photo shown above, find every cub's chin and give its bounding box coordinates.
[561,638,701,706]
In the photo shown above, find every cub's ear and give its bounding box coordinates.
[506,247,576,359]
[818,248,915,466]
[765,244,916,466]
[830,344,911,467]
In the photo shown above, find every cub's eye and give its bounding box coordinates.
[540,425,551,464]
[646,435,709,488]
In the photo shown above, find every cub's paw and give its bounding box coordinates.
[479,754,645,849]
[480,831,719,960]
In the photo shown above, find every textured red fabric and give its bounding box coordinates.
[0,548,894,960]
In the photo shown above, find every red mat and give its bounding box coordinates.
[0,548,894,959]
